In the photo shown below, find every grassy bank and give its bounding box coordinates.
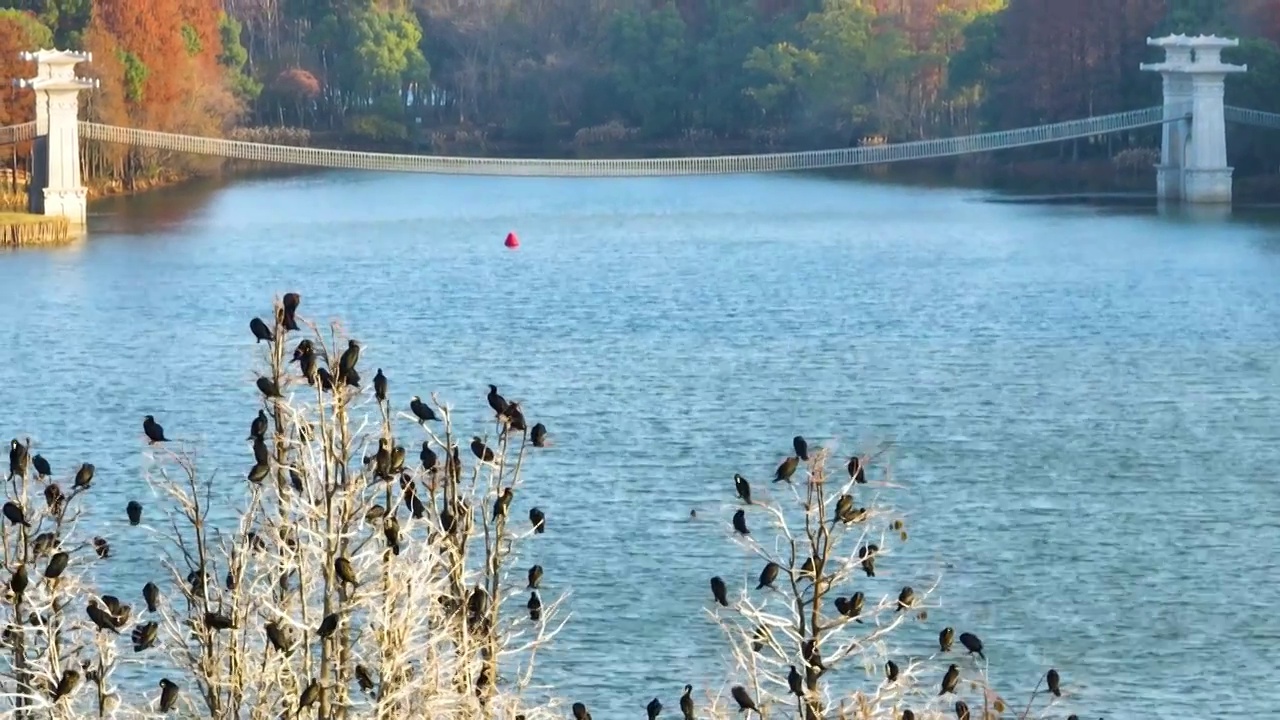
[0,211,71,247]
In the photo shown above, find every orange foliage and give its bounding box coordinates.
[0,12,42,128]
[85,0,238,134]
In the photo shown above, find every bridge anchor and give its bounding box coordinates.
[1141,35,1246,204]
[13,49,97,227]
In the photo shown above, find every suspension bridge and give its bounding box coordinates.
[2,34,1280,229]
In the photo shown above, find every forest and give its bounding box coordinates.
[2,0,1280,187]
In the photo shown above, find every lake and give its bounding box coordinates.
[3,170,1280,718]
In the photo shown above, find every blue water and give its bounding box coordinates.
[3,171,1280,718]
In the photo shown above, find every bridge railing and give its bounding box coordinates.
[0,121,36,146]
[71,105,1180,177]
[1224,105,1280,130]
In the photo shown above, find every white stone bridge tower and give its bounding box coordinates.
[1141,35,1247,204]
[12,49,97,227]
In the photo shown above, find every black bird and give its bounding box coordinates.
[344,367,362,388]
[87,599,120,633]
[531,422,548,447]
[420,442,438,472]
[680,685,694,720]
[647,697,662,719]
[256,377,281,398]
[299,680,320,709]
[42,481,61,509]
[954,700,970,720]
[249,410,268,441]
[750,625,769,653]
[143,582,160,612]
[940,664,959,695]
[734,473,752,504]
[730,685,758,714]
[527,591,542,622]
[504,402,527,432]
[709,576,729,607]
[31,454,51,478]
[126,500,143,526]
[787,664,804,696]
[527,564,542,589]
[8,439,28,479]
[281,292,300,331]
[958,631,985,660]
[93,537,110,558]
[158,678,179,712]
[487,384,508,416]
[902,711,915,720]
[32,531,56,556]
[571,702,590,720]
[886,659,900,682]
[203,612,234,631]
[847,455,866,483]
[732,509,750,535]
[249,317,274,343]
[315,367,334,391]
[492,487,513,520]
[834,494,855,524]
[338,339,361,381]
[939,626,955,652]
[335,556,358,586]
[317,612,339,638]
[896,586,914,612]
[774,456,798,483]
[858,543,877,577]
[45,552,69,578]
[143,416,167,444]
[848,591,865,621]
[247,462,269,484]
[3,501,28,527]
[409,395,438,423]
[471,437,495,462]
[10,564,27,597]
[252,435,269,464]
[757,562,779,590]
[529,507,546,534]
[74,462,94,488]
[52,668,80,701]
[373,369,388,402]
[1046,668,1061,697]
[793,436,809,461]
[132,621,158,652]
[265,621,292,654]
[355,665,374,693]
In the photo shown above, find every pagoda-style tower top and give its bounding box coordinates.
[12,49,97,91]
[1141,34,1247,73]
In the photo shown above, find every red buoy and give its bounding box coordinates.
[504,232,520,249]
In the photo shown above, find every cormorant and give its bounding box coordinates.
[7,439,26,480]
[680,685,694,719]
[848,591,864,621]
[529,507,546,533]
[10,564,27,597]
[249,317,274,343]
[647,697,662,719]
[1046,668,1061,697]
[709,576,728,607]
[730,685,758,714]
[338,340,361,383]
[954,700,970,720]
[249,410,268,441]
[527,591,542,622]
[787,665,804,696]
[571,702,591,720]
[143,582,159,612]
[252,436,269,464]
[158,678,179,712]
[299,680,319,709]
[848,455,866,483]
[335,556,358,586]
[317,613,339,638]
[126,501,143,526]
[471,437,495,462]
[93,537,110,558]
[3,501,28,527]
[256,377,281,398]
[248,462,269,484]
[757,561,779,589]
[44,552,68,578]
[86,599,120,633]
[531,422,548,447]
[774,456,798,483]
[143,416,167,444]
[409,396,438,423]
[958,631,985,660]
[420,441,438,471]
[204,612,234,631]
[527,564,542,589]
[886,659,899,682]
[132,622,157,652]
[265,621,291,653]
[896,586,914,612]
[734,474,752,504]
[793,436,809,461]
[487,384,508,416]
[504,402,527,432]
[355,665,374,693]
[732,509,750,535]
[492,488,513,520]
[281,292,300,331]
[939,626,955,652]
[74,462,94,488]
[373,369,388,402]
[940,664,959,695]
[31,454,51,477]
[52,668,80,701]
[858,543,877,577]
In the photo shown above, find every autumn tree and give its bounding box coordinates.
[0,9,51,128]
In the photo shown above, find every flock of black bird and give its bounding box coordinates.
[4,293,1079,719]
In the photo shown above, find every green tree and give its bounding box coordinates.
[217,11,263,105]
[606,4,691,137]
